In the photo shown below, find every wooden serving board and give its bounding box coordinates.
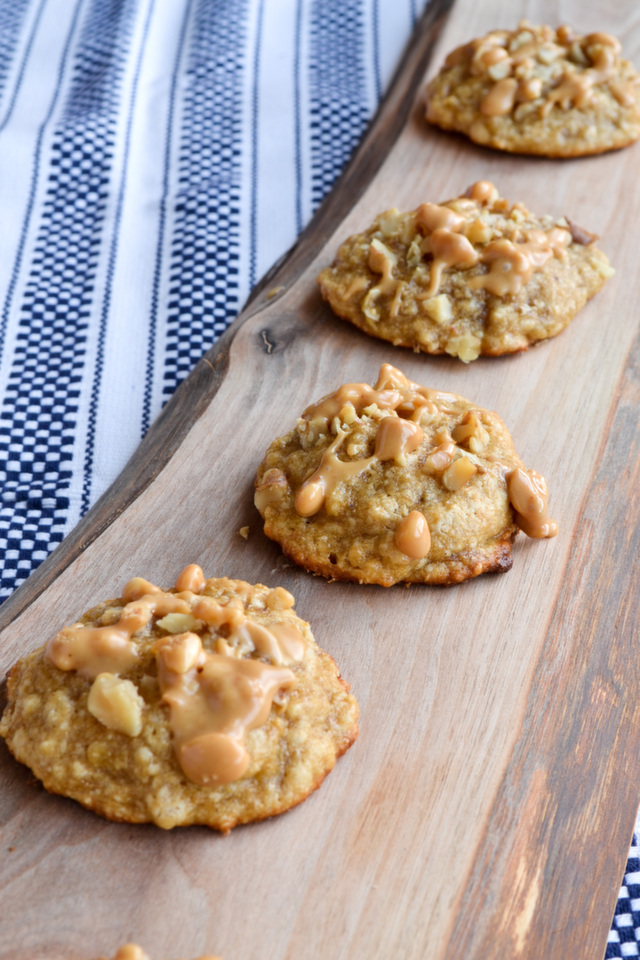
[2,0,640,957]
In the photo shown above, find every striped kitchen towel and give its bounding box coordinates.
[0,0,422,598]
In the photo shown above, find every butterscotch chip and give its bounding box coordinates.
[425,22,640,156]
[254,364,557,587]
[317,181,612,359]
[0,567,358,832]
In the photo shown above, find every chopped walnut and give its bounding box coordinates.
[465,218,492,244]
[345,276,368,299]
[451,411,490,453]
[101,606,124,626]
[339,401,357,425]
[255,468,290,512]
[266,586,295,611]
[377,208,406,238]
[421,293,453,324]
[156,612,200,634]
[87,674,144,737]
[424,440,456,473]
[445,333,482,363]
[566,218,598,245]
[442,456,478,491]
[594,259,616,278]
[154,631,202,674]
[362,286,382,322]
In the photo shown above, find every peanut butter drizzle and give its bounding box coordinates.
[294,416,422,518]
[108,947,224,960]
[155,632,296,786]
[45,591,191,679]
[507,467,558,538]
[192,595,245,631]
[302,383,402,428]
[423,227,478,298]
[411,183,570,299]
[110,947,149,960]
[374,416,423,462]
[294,416,424,517]
[45,568,204,678]
[46,564,305,683]
[235,620,306,665]
[186,593,306,665]
[468,227,569,296]
[481,76,518,116]
[368,239,398,293]
[45,565,306,786]
[470,24,625,119]
[295,430,377,517]
[466,180,497,204]
[301,364,452,429]
[121,577,162,602]
[175,563,206,593]
[610,79,639,107]
[542,33,622,115]
[541,72,595,114]
[394,511,431,559]
[415,202,465,234]
[295,366,444,517]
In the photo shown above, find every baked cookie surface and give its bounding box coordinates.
[255,364,557,586]
[425,22,640,156]
[0,566,358,832]
[99,947,223,960]
[317,181,612,361]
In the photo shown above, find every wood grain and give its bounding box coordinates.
[2,1,640,958]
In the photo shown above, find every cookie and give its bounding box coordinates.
[254,363,557,586]
[317,180,613,361]
[99,947,223,960]
[425,22,640,156]
[0,566,358,832]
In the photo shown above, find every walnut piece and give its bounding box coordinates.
[87,674,144,737]
[442,456,478,491]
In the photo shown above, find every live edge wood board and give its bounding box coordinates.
[1,1,640,958]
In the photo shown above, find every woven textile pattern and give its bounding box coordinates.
[0,1,635,954]
[608,836,640,956]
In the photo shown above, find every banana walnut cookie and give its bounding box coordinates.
[425,22,640,156]
[317,180,612,361]
[255,363,557,586]
[98,948,223,960]
[0,566,358,832]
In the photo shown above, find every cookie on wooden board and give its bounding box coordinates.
[0,566,358,832]
[425,22,640,156]
[98,947,223,960]
[317,180,612,361]
[255,364,557,586]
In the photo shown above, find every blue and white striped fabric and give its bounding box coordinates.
[0,1,635,953]
[0,0,422,598]
[608,836,640,957]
